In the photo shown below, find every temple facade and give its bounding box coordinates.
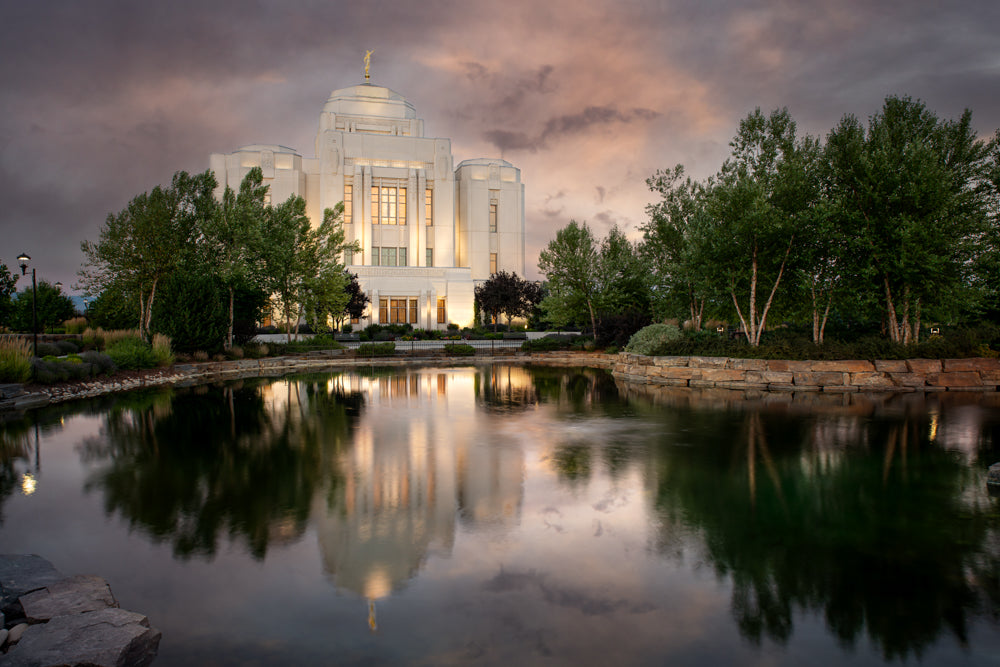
[209,81,525,330]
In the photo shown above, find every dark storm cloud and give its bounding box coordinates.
[2,0,999,287]
[484,106,661,153]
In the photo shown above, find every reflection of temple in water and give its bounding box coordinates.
[313,368,524,602]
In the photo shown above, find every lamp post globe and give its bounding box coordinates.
[17,253,30,276]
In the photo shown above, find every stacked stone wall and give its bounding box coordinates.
[612,354,1000,393]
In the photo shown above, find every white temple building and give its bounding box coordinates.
[210,79,525,330]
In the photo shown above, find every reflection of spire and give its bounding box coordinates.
[368,599,377,632]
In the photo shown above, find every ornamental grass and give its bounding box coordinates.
[0,335,32,383]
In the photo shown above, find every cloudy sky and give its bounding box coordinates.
[2,0,998,290]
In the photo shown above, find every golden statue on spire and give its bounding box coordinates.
[364,50,374,81]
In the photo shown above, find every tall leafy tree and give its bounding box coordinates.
[79,170,217,339]
[260,199,358,339]
[642,166,714,329]
[826,97,992,342]
[538,220,600,334]
[202,167,268,350]
[700,108,817,346]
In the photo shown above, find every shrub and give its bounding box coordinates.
[80,350,116,376]
[625,324,683,356]
[358,342,396,357]
[228,345,245,360]
[443,343,476,356]
[521,336,572,352]
[55,339,82,354]
[193,350,210,362]
[106,336,158,369]
[36,342,62,357]
[151,333,174,367]
[0,335,32,383]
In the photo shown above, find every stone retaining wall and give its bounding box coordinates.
[612,354,1000,393]
[0,352,620,413]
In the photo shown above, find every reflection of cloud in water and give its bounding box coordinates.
[483,568,657,616]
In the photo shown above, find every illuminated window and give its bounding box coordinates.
[490,253,497,274]
[344,183,353,222]
[409,298,418,324]
[371,182,406,225]
[489,202,497,233]
[379,298,388,322]
[381,186,395,224]
[426,248,433,267]
[437,298,446,324]
[425,188,433,226]
[390,299,407,323]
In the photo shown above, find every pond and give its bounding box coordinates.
[1,364,999,666]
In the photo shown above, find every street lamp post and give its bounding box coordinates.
[16,253,37,358]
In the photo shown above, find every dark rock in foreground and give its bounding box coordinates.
[0,555,160,666]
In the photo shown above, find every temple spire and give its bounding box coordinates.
[364,50,374,81]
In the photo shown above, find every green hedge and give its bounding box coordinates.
[443,343,476,356]
[357,342,396,357]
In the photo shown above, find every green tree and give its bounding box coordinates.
[11,281,75,332]
[595,225,650,335]
[84,285,141,330]
[642,166,714,329]
[202,167,268,350]
[538,220,600,334]
[261,199,358,340]
[79,171,217,339]
[0,264,18,329]
[826,97,992,343]
[700,108,818,346]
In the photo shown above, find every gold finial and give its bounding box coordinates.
[364,50,374,81]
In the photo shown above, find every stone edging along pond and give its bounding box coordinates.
[2,351,999,413]
[612,354,1000,393]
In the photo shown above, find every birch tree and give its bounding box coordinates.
[826,97,991,343]
[700,109,817,346]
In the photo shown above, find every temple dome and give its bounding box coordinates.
[321,83,417,120]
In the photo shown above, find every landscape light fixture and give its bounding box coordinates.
[930,326,941,336]
[16,253,38,358]
[716,325,725,334]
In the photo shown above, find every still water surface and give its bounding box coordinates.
[1,364,999,666]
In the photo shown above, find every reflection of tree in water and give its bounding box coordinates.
[647,407,1000,660]
[529,366,646,485]
[80,377,362,560]
[475,365,538,414]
